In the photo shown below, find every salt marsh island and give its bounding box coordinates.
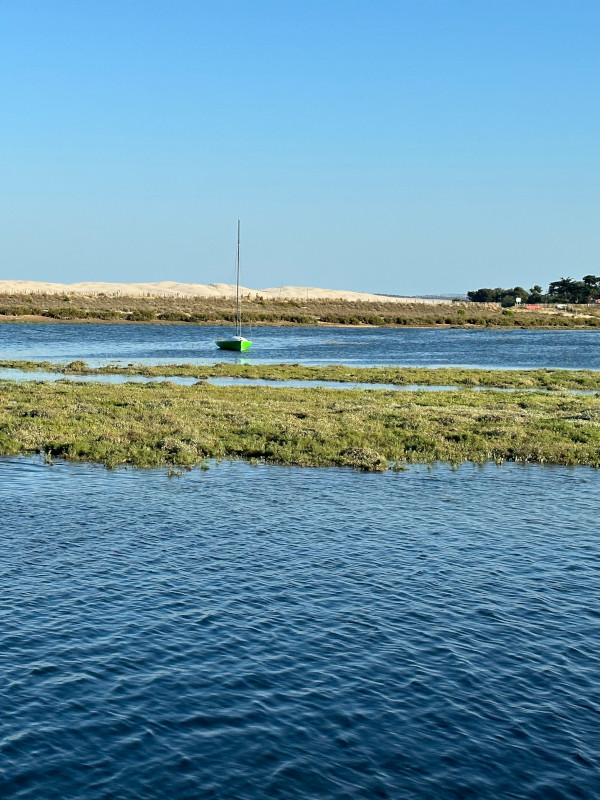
[2,364,600,470]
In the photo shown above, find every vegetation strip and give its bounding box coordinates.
[1,292,600,328]
[1,380,600,471]
[3,360,600,392]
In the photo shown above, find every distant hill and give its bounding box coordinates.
[0,280,453,304]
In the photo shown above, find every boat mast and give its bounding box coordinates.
[235,219,241,336]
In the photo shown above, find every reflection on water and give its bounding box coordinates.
[1,458,599,799]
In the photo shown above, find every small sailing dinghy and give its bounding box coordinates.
[216,220,252,352]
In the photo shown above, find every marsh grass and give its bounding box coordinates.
[1,292,600,328]
[3,360,600,391]
[1,379,600,471]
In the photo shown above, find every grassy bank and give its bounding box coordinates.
[3,360,600,391]
[1,379,599,471]
[1,292,599,328]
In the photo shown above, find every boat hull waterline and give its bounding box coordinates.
[215,338,252,352]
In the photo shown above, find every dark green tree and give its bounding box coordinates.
[528,285,543,303]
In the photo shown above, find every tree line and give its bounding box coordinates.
[467,276,600,306]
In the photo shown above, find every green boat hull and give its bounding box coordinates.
[215,339,252,352]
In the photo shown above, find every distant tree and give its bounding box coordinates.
[469,275,600,306]
[468,286,528,305]
[548,277,576,299]
[467,287,505,303]
[548,276,600,304]
[513,286,529,301]
[528,285,543,303]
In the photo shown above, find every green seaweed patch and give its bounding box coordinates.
[1,380,600,471]
[2,360,600,392]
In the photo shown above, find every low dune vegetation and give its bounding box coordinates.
[1,292,600,328]
[1,378,600,471]
[3,360,600,392]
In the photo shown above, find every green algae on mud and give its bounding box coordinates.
[3,359,600,392]
[1,379,600,471]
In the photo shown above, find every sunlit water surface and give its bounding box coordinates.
[1,458,599,799]
[2,323,600,368]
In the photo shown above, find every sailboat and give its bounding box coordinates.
[215,220,252,352]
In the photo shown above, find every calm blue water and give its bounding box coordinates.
[1,458,599,799]
[1,323,600,368]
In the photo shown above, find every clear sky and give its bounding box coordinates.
[1,0,598,294]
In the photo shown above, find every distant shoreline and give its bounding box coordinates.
[0,313,599,331]
[0,315,445,329]
[0,291,599,329]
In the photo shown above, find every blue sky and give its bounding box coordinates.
[1,1,598,294]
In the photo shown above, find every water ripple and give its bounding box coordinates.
[0,458,599,798]
[3,323,600,368]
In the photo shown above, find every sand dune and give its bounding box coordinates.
[0,280,450,304]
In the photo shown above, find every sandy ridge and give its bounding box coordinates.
[0,280,450,304]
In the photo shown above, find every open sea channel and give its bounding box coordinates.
[2,323,600,369]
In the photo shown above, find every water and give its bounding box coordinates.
[0,368,448,391]
[2,323,600,368]
[2,369,598,395]
[0,369,200,386]
[1,458,599,799]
